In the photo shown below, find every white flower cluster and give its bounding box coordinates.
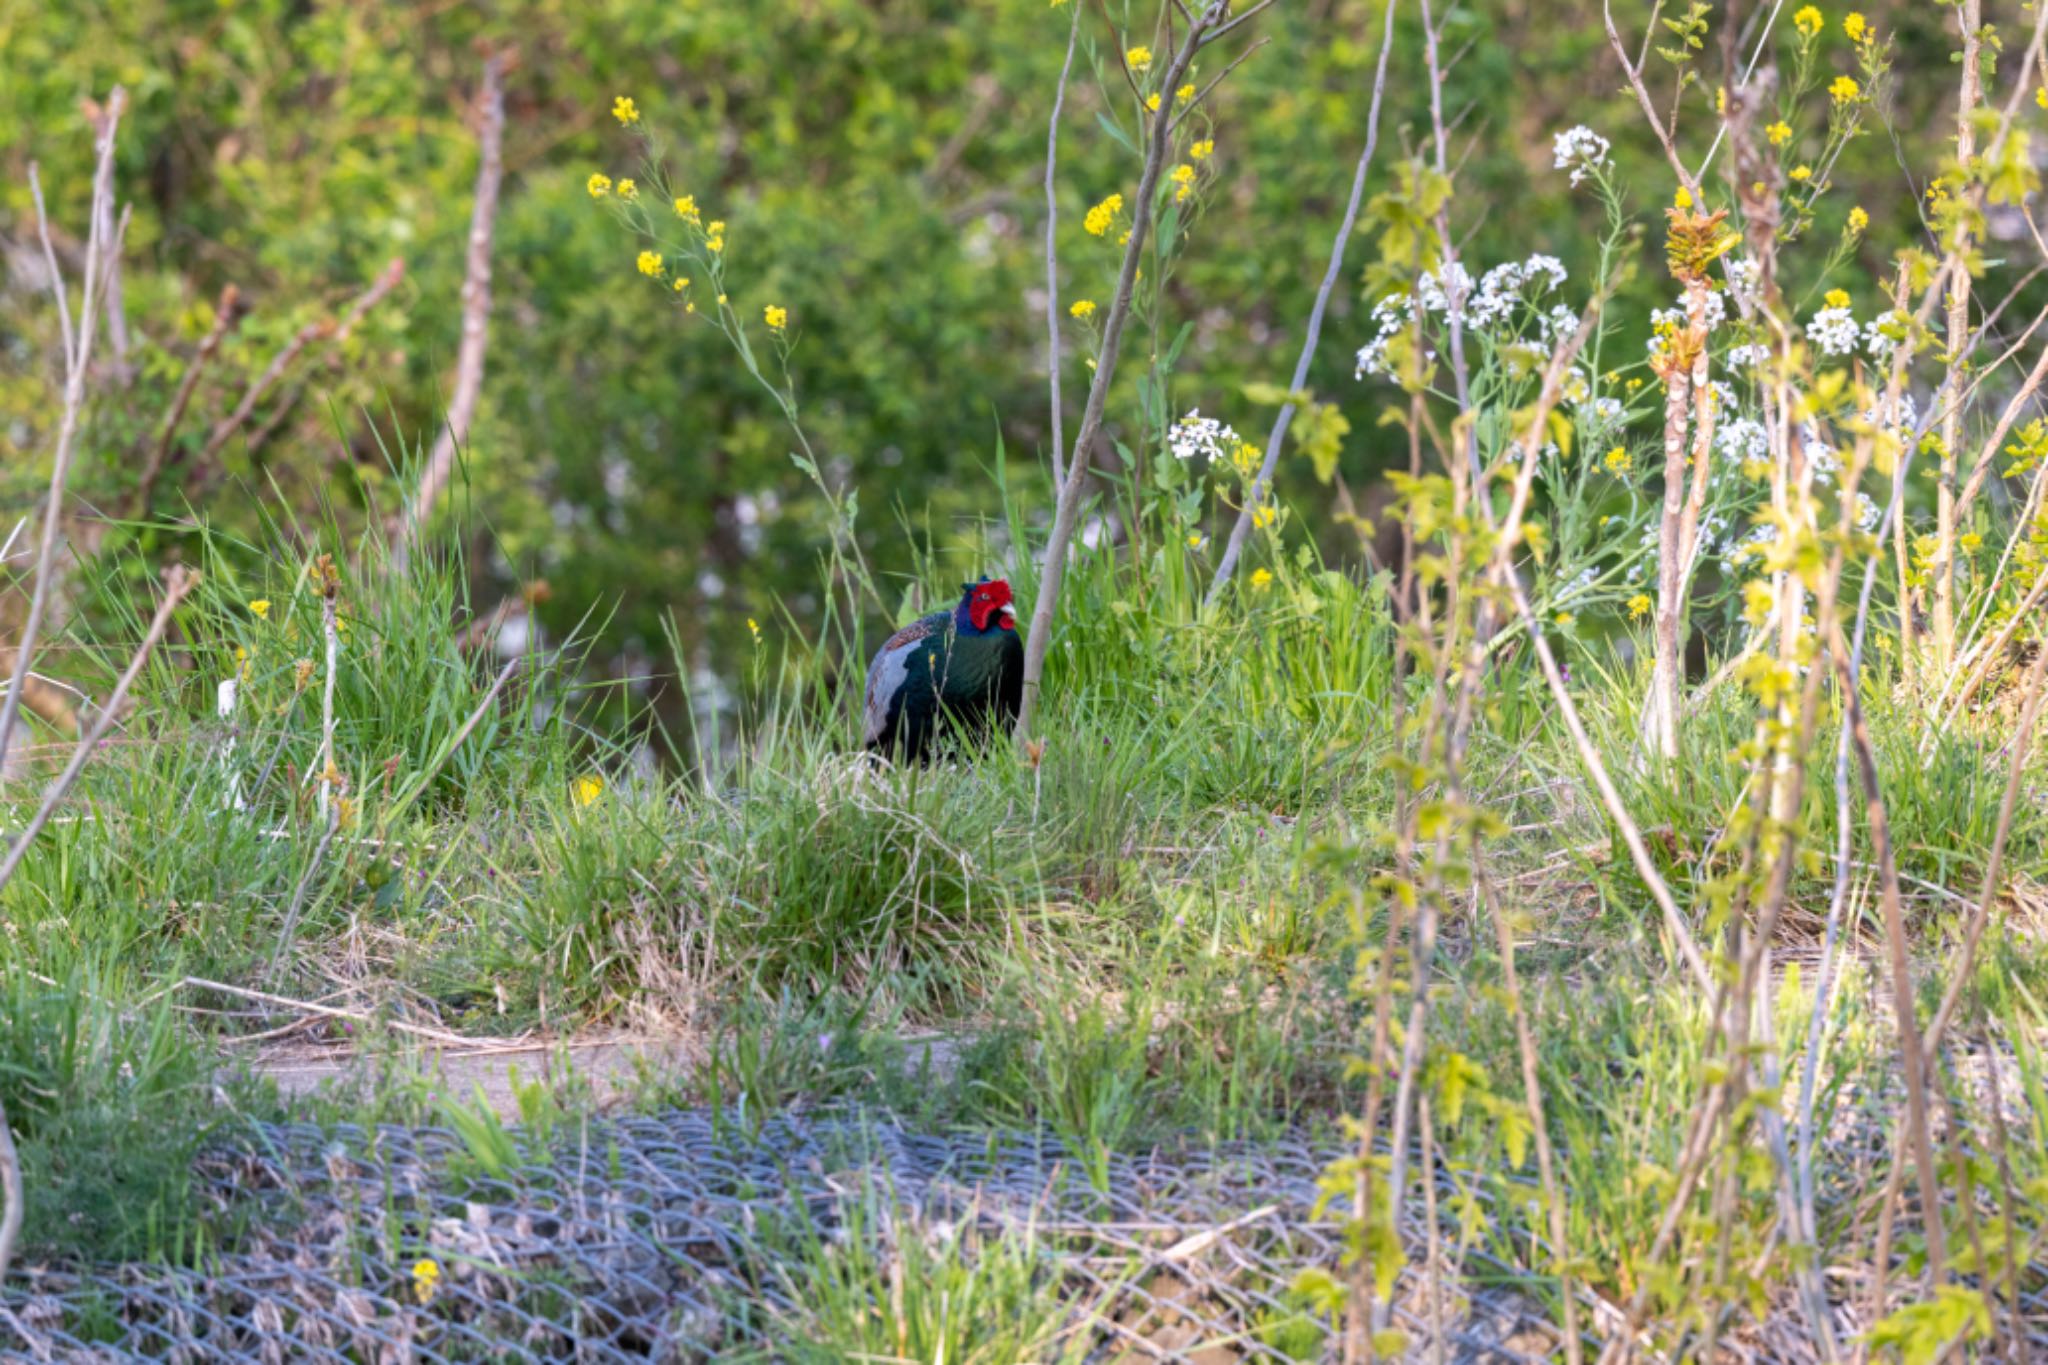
[1855,491,1881,530]
[1552,125,1612,186]
[1168,409,1238,462]
[1357,254,1578,380]
[1726,342,1770,370]
[1807,306,1859,356]
[1862,309,1910,362]
[1717,416,1770,466]
[1724,258,1762,311]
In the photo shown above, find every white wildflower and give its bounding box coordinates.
[1807,306,1859,356]
[1168,409,1238,462]
[1552,125,1612,186]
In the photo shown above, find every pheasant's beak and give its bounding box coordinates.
[999,603,1016,621]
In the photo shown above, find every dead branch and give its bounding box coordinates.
[0,90,127,777]
[395,53,507,565]
[134,284,241,519]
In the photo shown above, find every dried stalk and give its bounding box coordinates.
[396,53,507,565]
[0,92,127,775]
[0,567,199,894]
[1931,0,1986,672]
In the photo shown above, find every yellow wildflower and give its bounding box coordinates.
[1146,93,1161,112]
[1766,121,1792,147]
[1069,298,1097,318]
[1126,45,1152,71]
[1847,205,1869,232]
[1824,288,1850,308]
[716,292,728,305]
[572,774,604,808]
[1674,185,1693,209]
[1604,446,1633,474]
[1790,164,1813,182]
[1794,5,1822,39]
[764,304,789,331]
[673,194,700,223]
[612,96,640,126]
[1084,192,1123,237]
[1176,83,1195,102]
[587,173,612,199]
[1187,532,1204,548]
[1829,75,1860,103]
[1171,162,1196,202]
[1249,568,1274,590]
[1628,593,1653,620]
[2038,87,2048,110]
[673,276,689,292]
[1190,138,1215,160]
[747,617,762,641]
[617,178,638,202]
[637,251,664,278]
[706,218,725,252]
[249,599,271,620]
[1843,11,1866,41]
[1252,503,1277,529]
[1231,440,1260,476]
[413,1259,441,1306]
[1554,612,1575,627]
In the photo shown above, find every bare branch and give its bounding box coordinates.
[1204,0,1397,604]
[0,91,127,777]
[0,566,200,895]
[1044,5,1083,489]
[395,53,507,565]
[134,284,241,519]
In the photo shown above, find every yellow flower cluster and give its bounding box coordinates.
[1790,164,1813,182]
[1175,83,1195,103]
[612,96,639,126]
[1794,5,1822,39]
[764,304,789,331]
[1146,93,1161,112]
[1829,75,1860,103]
[1604,446,1633,474]
[1170,163,1196,203]
[1084,192,1123,237]
[249,599,271,620]
[1126,45,1152,71]
[637,251,664,278]
[1766,121,1791,147]
[573,774,604,807]
[1824,288,1850,308]
[1843,11,1867,42]
[1190,138,1215,160]
[1628,593,1653,620]
[1249,568,1273,590]
[617,178,639,202]
[1848,205,1869,232]
[588,173,612,199]
[412,1259,441,1306]
[1069,298,1097,318]
[674,194,701,224]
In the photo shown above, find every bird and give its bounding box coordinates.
[862,577,1024,763]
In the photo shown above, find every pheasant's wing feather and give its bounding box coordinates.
[863,614,945,748]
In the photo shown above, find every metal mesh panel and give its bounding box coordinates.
[1,1109,2042,1362]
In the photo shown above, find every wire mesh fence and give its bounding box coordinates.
[0,1106,2041,1362]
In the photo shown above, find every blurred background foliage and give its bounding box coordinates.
[0,0,1955,735]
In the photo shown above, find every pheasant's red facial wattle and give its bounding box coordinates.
[968,579,1016,632]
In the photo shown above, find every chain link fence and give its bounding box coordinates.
[0,1107,2041,1361]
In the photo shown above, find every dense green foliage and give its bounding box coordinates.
[1,0,1962,717]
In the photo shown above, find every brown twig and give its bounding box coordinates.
[395,53,507,564]
[134,284,241,519]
